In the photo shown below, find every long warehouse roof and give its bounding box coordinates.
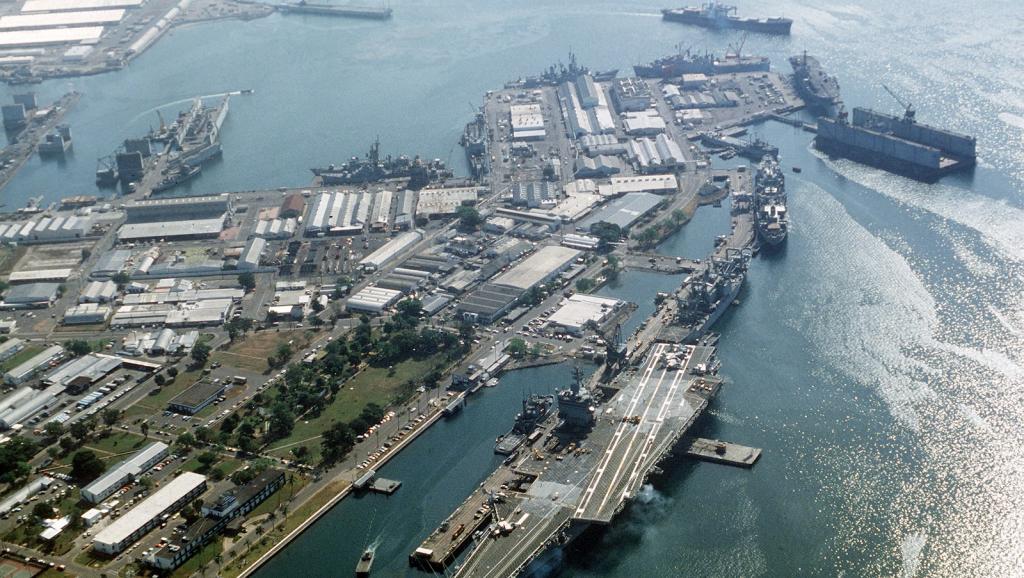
[0,9,124,29]
[21,0,142,12]
[0,26,104,47]
[93,472,206,549]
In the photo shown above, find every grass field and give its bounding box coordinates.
[123,366,207,420]
[212,329,313,374]
[263,355,444,462]
[0,245,26,276]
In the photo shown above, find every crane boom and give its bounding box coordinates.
[882,84,915,120]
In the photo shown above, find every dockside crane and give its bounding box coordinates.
[883,84,916,122]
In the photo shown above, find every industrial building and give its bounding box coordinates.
[79,280,118,303]
[42,353,122,393]
[598,174,678,196]
[577,192,663,233]
[80,442,169,504]
[561,234,600,251]
[346,286,403,314]
[630,135,686,171]
[22,0,143,11]
[121,287,244,306]
[416,186,479,217]
[611,77,654,112]
[279,193,305,218]
[0,26,104,48]
[4,344,64,385]
[92,472,207,555]
[238,237,266,271]
[574,155,624,178]
[110,299,233,328]
[456,283,522,324]
[622,109,667,135]
[167,380,226,415]
[117,219,226,242]
[2,282,60,308]
[121,328,198,356]
[509,103,545,140]
[358,230,423,272]
[0,384,63,429]
[0,338,25,363]
[0,477,53,516]
[124,195,230,223]
[0,215,88,243]
[63,303,113,325]
[511,180,557,209]
[547,294,626,335]
[8,269,73,284]
[253,218,297,240]
[0,9,124,30]
[394,189,416,230]
[491,245,581,291]
[304,190,393,236]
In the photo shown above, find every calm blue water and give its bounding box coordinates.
[5,0,1024,576]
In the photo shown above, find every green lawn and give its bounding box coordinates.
[212,329,313,374]
[123,366,207,420]
[0,343,44,373]
[263,355,445,462]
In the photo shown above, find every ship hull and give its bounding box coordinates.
[662,11,792,35]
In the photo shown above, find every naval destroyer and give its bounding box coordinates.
[815,86,977,182]
[311,138,453,188]
[662,2,792,35]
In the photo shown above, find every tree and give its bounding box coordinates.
[70,449,105,483]
[590,221,623,252]
[506,337,528,359]
[102,408,120,427]
[58,436,76,453]
[65,339,91,357]
[177,432,197,450]
[575,278,596,293]
[0,436,36,484]
[167,366,179,378]
[455,205,482,231]
[195,426,214,445]
[140,422,150,440]
[197,451,218,469]
[210,466,226,482]
[69,419,92,441]
[321,421,354,464]
[111,271,131,287]
[32,503,54,520]
[154,373,167,386]
[267,403,294,442]
[238,272,257,293]
[42,421,64,440]
[191,342,212,366]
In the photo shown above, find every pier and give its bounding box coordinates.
[684,437,762,468]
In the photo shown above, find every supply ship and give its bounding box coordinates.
[494,394,553,455]
[311,138,453,189]
[754,156,787,247]
[662,2,792,35]
[789,52,841,117]
[815,87,977,182]
[658,250,747,344]
[634,48,769,79]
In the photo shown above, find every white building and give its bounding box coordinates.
[547,294,625,335]
[3,344,64,385]
[81,442,169,503]
[346,286,403,314]
[92,472,206,555]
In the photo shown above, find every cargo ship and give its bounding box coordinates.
[494,394,553,455]
[662,3,792,35]
[311,138,453,189]
[754,156,787,247]
[634,49,769,79]
[815,96,977,182]
[277,1,392,19]
[789,52,841,116]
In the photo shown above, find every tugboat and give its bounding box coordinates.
[494,394,553,455]
[355,545,374,577]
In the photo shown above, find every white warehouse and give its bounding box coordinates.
[92,472,206,555]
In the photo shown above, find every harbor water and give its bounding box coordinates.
[3,0,1023,576]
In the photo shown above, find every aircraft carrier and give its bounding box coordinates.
[411,222,755,577]
[788,52,841,117]
[816,91,977,182]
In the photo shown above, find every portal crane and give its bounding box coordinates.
[882,84,915,122]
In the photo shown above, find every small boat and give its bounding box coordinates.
[485,377,499,388]
[791,166,802,173]
[355,546,374,577]
[241,88,255,95]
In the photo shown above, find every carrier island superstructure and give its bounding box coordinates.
[411,247,750,577]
